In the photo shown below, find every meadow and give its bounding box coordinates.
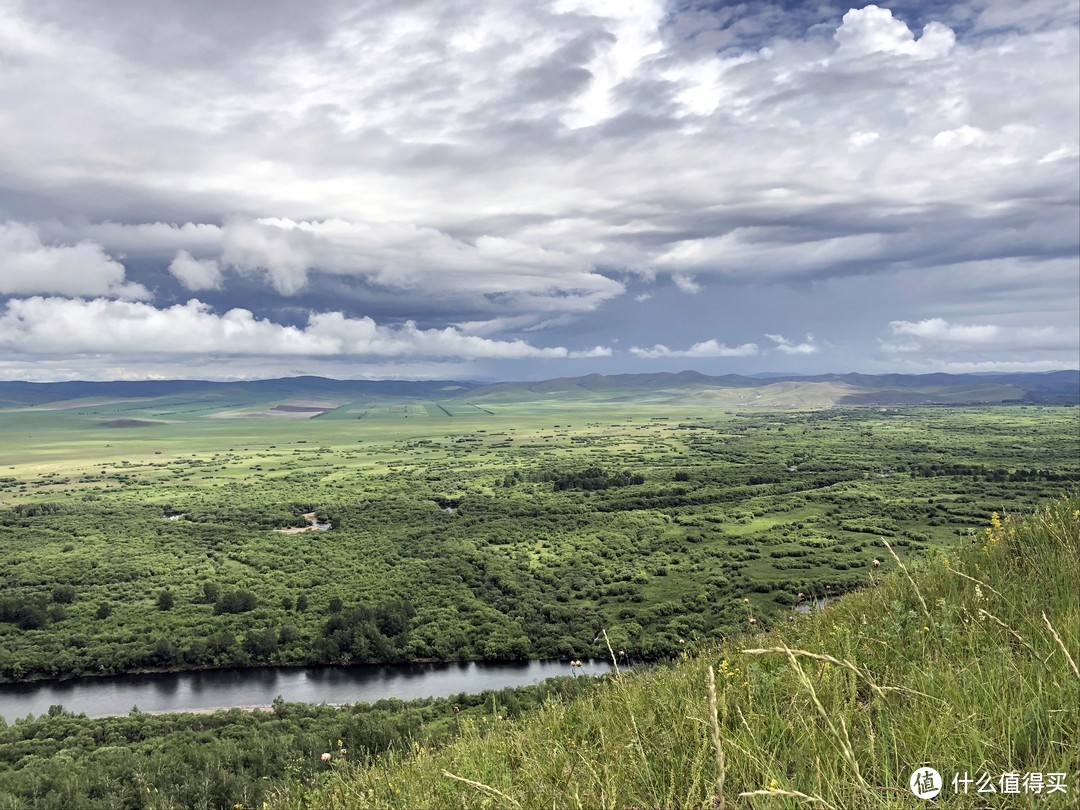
[273,489,1080,809]
[0,396,1075,683]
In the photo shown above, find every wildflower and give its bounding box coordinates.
[922,626,930,633]
[321,752,332,762]
[748,617,757,626]
[871,559,881,569]
[743,598,750,605]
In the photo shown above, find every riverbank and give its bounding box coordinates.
[0,672,605,809]
[0,653,581,686]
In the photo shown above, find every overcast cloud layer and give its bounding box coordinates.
[0,0,1076,380]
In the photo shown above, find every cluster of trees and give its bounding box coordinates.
[910,463,1073,482]
[511,466,646,491]
[0,407,1075,682]
[0,677,603,809]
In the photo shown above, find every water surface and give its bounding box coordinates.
[0,659,612,721]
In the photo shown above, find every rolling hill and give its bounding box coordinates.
[0,370,1075,413]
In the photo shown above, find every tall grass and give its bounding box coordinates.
[272,494,1079,809]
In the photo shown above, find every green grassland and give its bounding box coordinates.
[0,493,1074,809]
[0,398,1076,683]
[272,492,1080,810]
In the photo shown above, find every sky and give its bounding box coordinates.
[0,0,1077,382]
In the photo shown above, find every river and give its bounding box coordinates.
[0,659,614,722]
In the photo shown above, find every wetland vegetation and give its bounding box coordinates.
[0,379,1076,808]
[0,398,1076,683]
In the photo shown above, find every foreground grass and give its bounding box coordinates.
[274,494,1080,809]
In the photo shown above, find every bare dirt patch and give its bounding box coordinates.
[274,511,332,534]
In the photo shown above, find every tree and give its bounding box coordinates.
[243,628,279,660]
[375,599,416,637]
[96,602,112,619]
[18,606,47,630]
[152,638,177,665]
[157,590,174,611]
[52,585,76,604]
[214,590,257,614]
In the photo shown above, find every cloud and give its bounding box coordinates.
[629,339,759,358]
[871,357,1076,374]
[51,221,225,258]
[885,318,1077,352]
[168,250,223,290]
[766,333,818,355]
[833,5,955,60]
[0,297,611,360]
[0,222,148,299]
[0,1,1075,377]
[672,273,702,294]
[214,218,624,310]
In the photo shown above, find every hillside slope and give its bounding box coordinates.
[274,494,1079,809]
[1,370,1076,410]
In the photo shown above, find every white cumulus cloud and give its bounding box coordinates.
[168,250,223,291]
[766,333,819,355]
[629,339,759,358]
[885,318,1076,352]
[672,273,702,294]
[0,298,611,361]
[0,222,148,299]
[834,5,955,59]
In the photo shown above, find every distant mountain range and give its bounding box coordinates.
[1,370,1077,409]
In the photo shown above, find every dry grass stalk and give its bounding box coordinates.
[706,665,726,809]
[440,770,522,809]
[1042,611,1080,679]
[944,565,1005,599]
[738,788,835,808]
[977,608,1037,656]
[743,647,889,700]
[601,629,621,676]
[778,642,871,794]
[743,646,941,704]
[882,538,929,617]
